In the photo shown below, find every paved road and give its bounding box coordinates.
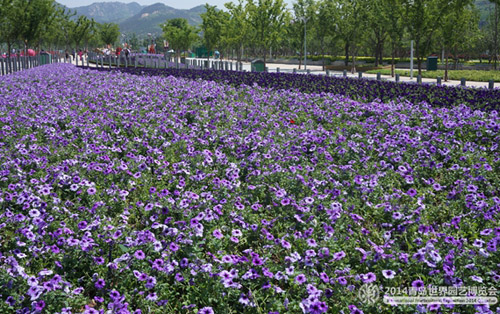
[70,55,496,89]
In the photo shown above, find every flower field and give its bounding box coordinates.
[0,64,499,313]
[92,66,500,111]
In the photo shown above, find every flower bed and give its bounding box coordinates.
[0,64,499,313]
[88,66,500,112]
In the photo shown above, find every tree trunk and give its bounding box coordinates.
[391,44,395,77]
[321,37,325,71]
[379,43,384,66]
[416,42,422,75]
[445,50,449,82]
[237,44,242,63]
[351,54,356,74]
[344,42,349,67]
[263,47,266,69]
[23,40,27,69]
[298,49,302,70]
[7,41,12,73]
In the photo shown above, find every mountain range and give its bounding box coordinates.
[65,1,205,36]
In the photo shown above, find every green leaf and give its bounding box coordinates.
[119,244,129,252]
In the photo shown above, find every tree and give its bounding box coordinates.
[20,0,57,48]
[0,0,17,56]
[366,0,388,67]
[316,0,338,70]
[5,0,57,58]
[382,0,405,76]
[403,0,468,75]
[99,22,120,47]
[291,0,316,69]
[440,2,478,80]
[486,0,500,69]
[71,16,96,52]
[335,0,370,72]
[40,6,73,51]
[201,4,227,61]
[247,0,289,66]
[127,33,140,51]
[223,0,250,62]
[161,18,198,60]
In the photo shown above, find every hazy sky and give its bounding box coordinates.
[58,0,292,10]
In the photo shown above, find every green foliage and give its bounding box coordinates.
[0,0,15,46]
[200,4,228,57]
[17,0,58,47]
[71,15,97,50]
[127,33,140,51]
[404,0,474,73]
[246,0,290,63]
[161,18,199,57]
[222,0,250,61]
[99,22,120,46]
[0,0,57,50]
[288,0,317,67]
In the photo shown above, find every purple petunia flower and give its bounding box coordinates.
[470,275,483,283]
[212,229,223,239]
[198,307,214,314]
[427,303,440,311]
[432,183,442,191]
[295,274,307,285]
[109,290,121,301]
[319,272,329,283]
[34,300,45,312]
[146,292,158,301]
[170,243,179,251]
[95,278,105,289]
[332,251,346,261]
[134,250,146,260]
[467,184,478,192]
[412,279,425,291]
[382,270,396,279]
[348,305,364,314]
[252,257,263,266]
[175,273,184,282]
[5,296,16,306]
[406,188,417,197]
[361,272,376,283]
[480,228,492,236]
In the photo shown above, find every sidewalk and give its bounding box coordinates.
[70,56,495,89]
